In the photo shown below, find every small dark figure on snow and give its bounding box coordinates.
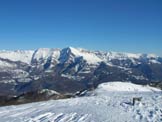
[132,97,142,106]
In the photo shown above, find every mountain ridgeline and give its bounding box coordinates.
[0,47,162,105]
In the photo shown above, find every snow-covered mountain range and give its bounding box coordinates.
[0,47,162,105]
[0,47,161,66]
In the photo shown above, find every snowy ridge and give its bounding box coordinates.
[95,51,160,65]
[0,47,161,65]
[106,51,142,59]
[0,50,34,64]
[67,47,102,64]
[96,82,161,92]
[32,48,53,61]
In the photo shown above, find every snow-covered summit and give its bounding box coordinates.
[67,47,102,64]
[97,82,161,93]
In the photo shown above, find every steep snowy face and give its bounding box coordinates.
[59,47,102,64]
[32,48,60,61]
[59,47,74,63]
[30,48,61,70]
[0,50,34,64]
[95,51,142,60]
[32,48,52,61]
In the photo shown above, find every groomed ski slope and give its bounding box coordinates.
[0,82,161,122]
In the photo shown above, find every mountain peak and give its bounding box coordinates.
[61,47,102,64]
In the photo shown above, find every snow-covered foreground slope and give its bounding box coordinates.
[0,82,161,122]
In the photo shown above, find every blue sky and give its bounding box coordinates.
[0,0,161,55]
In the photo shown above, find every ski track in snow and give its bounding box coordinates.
[0,82,161,122]
[0,93,161,122]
